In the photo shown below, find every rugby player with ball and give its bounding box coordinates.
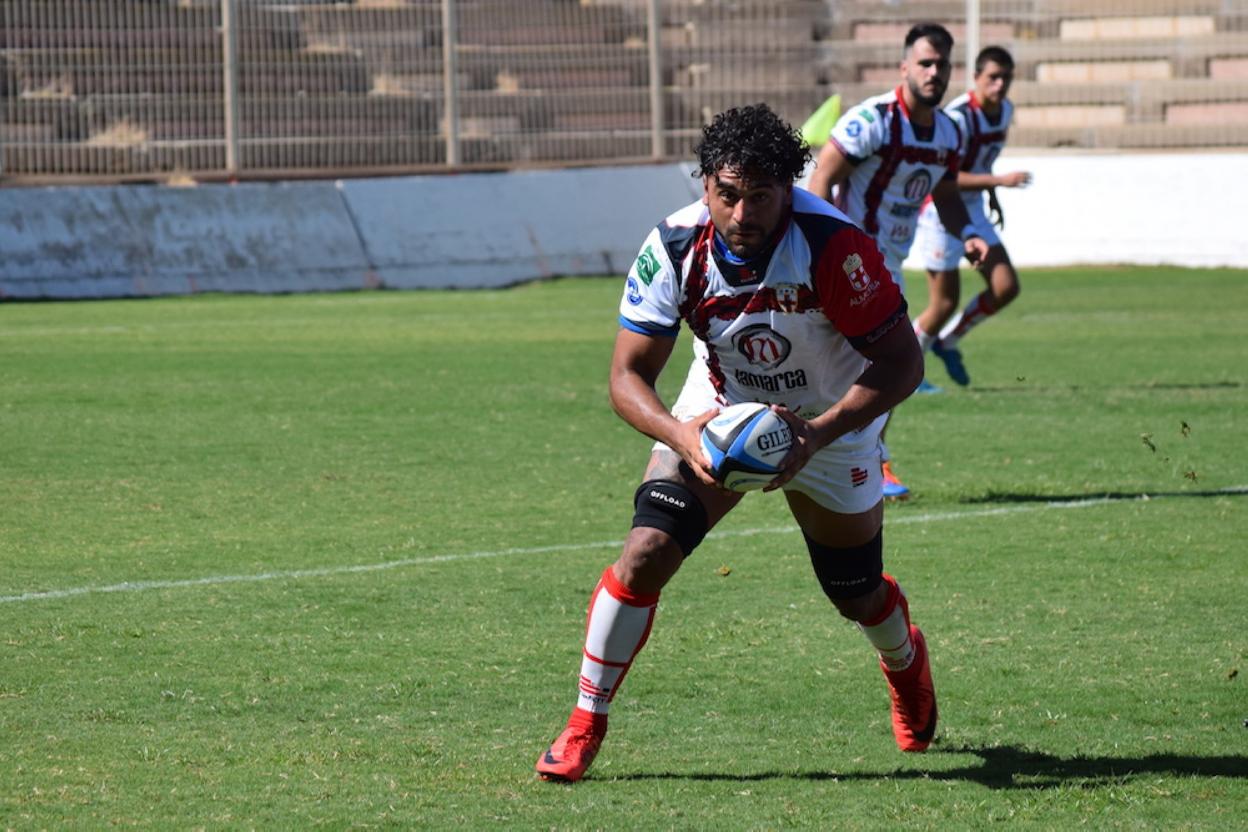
[535,104,937,782]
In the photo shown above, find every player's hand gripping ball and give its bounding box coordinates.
[700,403,794,492]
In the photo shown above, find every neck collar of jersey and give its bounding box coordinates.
[970,90,1004,123]
[710,217,789,286]
[894,85,910,120]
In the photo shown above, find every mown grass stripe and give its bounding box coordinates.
[5,487,1242,605]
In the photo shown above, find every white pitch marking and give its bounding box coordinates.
[3,488,1244,605]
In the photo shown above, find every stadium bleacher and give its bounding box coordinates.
[0,0,1245,180]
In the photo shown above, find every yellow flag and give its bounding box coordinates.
[800,93,842,148]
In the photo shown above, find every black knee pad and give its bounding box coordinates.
[805,529,883,600]
[632,480,708,557]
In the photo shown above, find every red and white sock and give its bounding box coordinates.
[913,320,937,353]
[575,566,659,717]
[857,573,915,672]
[939,290,998,348]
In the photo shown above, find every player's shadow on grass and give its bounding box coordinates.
[959,488,1248,505]
[924,745,1248,790]
[969,381,1241,393]
[612,744,1248,789]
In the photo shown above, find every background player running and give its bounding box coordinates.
[807,23,989,499]
[912,45,1032,387]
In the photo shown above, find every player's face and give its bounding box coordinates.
[975,60,1014,106]
[703,169,792,259]
[902,37,952,108]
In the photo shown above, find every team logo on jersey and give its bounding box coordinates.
[633,245,662,286]
[773,283,801,313]
[733,324,791,371]
[843,253,882,305]
[903,170,933,201]
[625,276,643,305]
[842,253,870,292]
[846,120,862,138]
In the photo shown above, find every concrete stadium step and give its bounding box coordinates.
[0,0,304,50]
[239,135,446,171]
[807,77,1248,133]
[5,48,372,97]
[455,88,652,130]
[0,135,449,178]
[295,3,442,36]
[668,88,824,132]
[816,32,1248,83]
[0,141,226,177]
[0,94,435,144]
[1012,121,1248,149]
[1012,76,1248,112]
[457,50,649,92]
[838,0,1227,17]
[658,17,819,49]
[670,59,821,91]
[456,4,640,48]
[0,0,216,36]
[2,26,220,52]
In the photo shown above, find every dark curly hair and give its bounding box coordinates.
[694,103,810,184]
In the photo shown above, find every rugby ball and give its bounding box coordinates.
[700,402,794,492]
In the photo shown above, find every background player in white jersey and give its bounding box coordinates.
[913,46,1032,387]
[535,104,937,783]
[807,23,989,499]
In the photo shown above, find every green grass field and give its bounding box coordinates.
[2,266,1245,828]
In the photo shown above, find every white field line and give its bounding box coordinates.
[4,487,1245,605]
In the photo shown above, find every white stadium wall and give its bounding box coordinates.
[339,167,702,290]
[908,151,1248,271]
[0,181,372,299]
[0,153,1242,299]
[0,165,701,300]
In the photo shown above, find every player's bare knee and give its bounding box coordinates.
[983,250,1018,302]
[997,273,1020,305]
[621,524,684,562]
[830,582,888,622]
[928,270,960,314]
[804,529,884,619]
[615,528,685,592]
[632,479,709,559]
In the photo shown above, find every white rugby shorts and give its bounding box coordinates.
[915,200,1001,272]
[883,250,906,294]
[654,356,887,515]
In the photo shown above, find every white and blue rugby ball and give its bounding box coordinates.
[700,402,794,492]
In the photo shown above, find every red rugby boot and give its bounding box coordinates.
[882,625,937,752]
[535,709,607,783]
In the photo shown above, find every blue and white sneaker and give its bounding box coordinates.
[914,378,943,395]
[931,339,970,386]
[882,461,910,501]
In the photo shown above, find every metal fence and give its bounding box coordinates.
[2,0,1247,183]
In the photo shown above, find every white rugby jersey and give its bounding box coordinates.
[945,90,1014,215]
[828,87,962,265]
[618,188,907,417]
